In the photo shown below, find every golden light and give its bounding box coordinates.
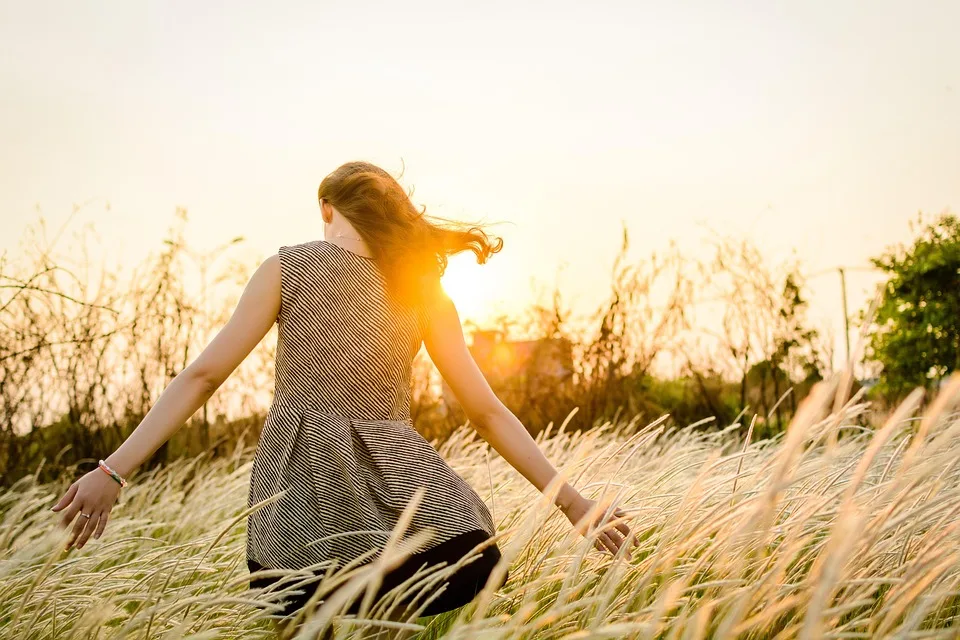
[440,253,497,322]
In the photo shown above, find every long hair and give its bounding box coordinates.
[317,161,503,307]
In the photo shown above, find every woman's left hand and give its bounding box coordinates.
[51,468,122,550]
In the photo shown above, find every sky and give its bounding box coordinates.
[2,0,958,368]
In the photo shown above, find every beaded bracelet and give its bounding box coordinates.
[98,459,128,488]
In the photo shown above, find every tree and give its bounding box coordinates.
[687,235,824,432]
[867,213,960,399]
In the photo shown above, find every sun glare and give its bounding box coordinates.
[440,253,497,322]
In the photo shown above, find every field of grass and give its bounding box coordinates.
[3,376,960,639]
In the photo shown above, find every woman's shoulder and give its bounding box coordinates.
[279,239,329,255]
[282,239,372,260]
[274,241,333,288]
[277,239,341,266]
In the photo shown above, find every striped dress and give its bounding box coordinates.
[246,239,497,573]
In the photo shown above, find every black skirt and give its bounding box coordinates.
[247,529,508,618]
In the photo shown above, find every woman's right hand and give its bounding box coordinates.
[51,468,122,551]
[561,494,636,558]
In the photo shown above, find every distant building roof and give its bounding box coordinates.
[468,329,573,382]
[441,329,574,410]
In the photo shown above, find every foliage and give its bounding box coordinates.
[680,235,827,432]
[0,208,270,486]
[867,213,960,400]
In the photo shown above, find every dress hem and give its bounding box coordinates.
[247,528,507,617]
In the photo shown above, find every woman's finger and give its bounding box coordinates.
[605,527,626,553]
[51,483,78,513]
[601,524,634,560]
[615,508,642,546]
[604,531,622,555]
[598,531,619,556]
[66,507,89,550]
[599,516,625,541]
[612,511,632,539]
[59,501,82,529]
[615,522,632,543]
[75,512,99,550]
[94,510,110,540]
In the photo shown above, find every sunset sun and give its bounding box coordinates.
[440,252,499,322]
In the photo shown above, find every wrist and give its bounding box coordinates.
[554,482,581,513]
[104,455,133,479]
[99,459,130,488]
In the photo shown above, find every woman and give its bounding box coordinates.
[51,161,635,627]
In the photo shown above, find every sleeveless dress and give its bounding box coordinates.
[245,239,505,616]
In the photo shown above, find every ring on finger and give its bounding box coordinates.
[80,512,92,519]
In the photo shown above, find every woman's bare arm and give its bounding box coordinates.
[103,255,281,477]
[422,284,634,556]
[51,254,282,550]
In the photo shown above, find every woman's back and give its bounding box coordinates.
[247,239,496,571]
[272,240,425,421]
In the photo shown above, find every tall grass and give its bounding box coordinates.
[2,375,959,639]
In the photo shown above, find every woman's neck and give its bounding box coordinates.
[324,220,373,257]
